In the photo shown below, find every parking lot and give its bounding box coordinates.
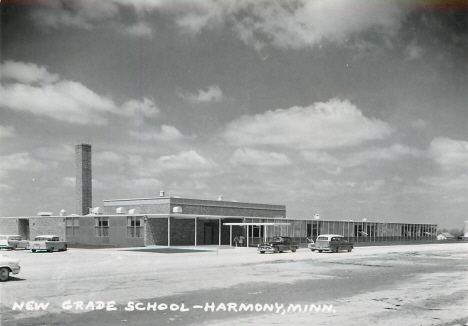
[1,243,467,326]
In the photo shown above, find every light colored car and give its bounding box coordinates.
[0,235,29,250]
[312,234,353,253]
[30,235,68,252]
[0,255,21,281]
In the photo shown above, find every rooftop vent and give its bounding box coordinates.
[314,214,320,220]
[173,206,183,213]
[128,208,139,215]
[159,190,165,197]
[37,212,53,216]
[59,209,67,216]
[92,207,102,215]
[116,207,126,214]
[217,195,223,201]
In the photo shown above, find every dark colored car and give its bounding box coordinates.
[258,236,299,254]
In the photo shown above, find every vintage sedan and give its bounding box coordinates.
[312,234,353,253]
[30,235,68,252]
[0,255,21,281]
[0,235,29,250]
[258,236,299,254]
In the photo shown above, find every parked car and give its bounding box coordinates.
[0,255,21,281]
[258,236,299,254]
[30,235,67,252]
[0,235,29,250]
[311,234,353,253]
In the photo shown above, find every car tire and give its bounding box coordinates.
[318,250,323,253]
[260,251,265,254]
[0,267,10,282]
[273,246,279,253]
[292,248,297,252]
[63,245,68,252]
[334,247,339,253]
[32,249,36,253]
[348,248,353,252]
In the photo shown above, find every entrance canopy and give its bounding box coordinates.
[224,222,291,247]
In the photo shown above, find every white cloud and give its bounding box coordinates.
[301,150,342,166]
[129,178,163,189]
[0,125,15,138]
[129,125,184,141]
[156,150,216,170]
[30,0,119,29]
[411,119,429,129]
[0,184,13,192]
[120,97,160,119]
[406,42,423,60]
[419,175,468,190]
[94,151,127,164]
[33,145,75,161]
[308,179,385,193]
[300,144,420,174]
[1,80,115,126]
[1,61,159,126]
[429,137,468,171]
[139,150,217,176]
[1,61,59,84]
[178,85,223,104]
[27,1,407,50]
[174,0,404,50]
[123,22,153,37]
[417,174,468,204]
[232,148,292,167]
[224,98,393,150]
[349,144,422,164]
[0,152,47,179]
[63,177,76,188]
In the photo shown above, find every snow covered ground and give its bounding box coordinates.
[1,243,467,325]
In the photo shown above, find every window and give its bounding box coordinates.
[252,225,263,238]
[95,217,109,237]
[127,216,143,238]
[66,217,80,236]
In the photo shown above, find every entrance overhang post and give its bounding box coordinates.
[230,225,232,247]
[247,221,250,247]
[167,217,171,247]
[219,218,221,246]
[195,217,197,246]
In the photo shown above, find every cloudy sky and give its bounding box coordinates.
[1,0,467,229]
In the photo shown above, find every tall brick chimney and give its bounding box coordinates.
[75,144,92,215]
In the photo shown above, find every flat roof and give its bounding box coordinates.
[103,196,286,211]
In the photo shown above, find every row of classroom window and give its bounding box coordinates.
[244,218,438,244]
[66,216,143,238]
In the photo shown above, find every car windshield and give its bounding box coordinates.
[317,236,329,240]
[35,237,52,241]
[269,237,282,242]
